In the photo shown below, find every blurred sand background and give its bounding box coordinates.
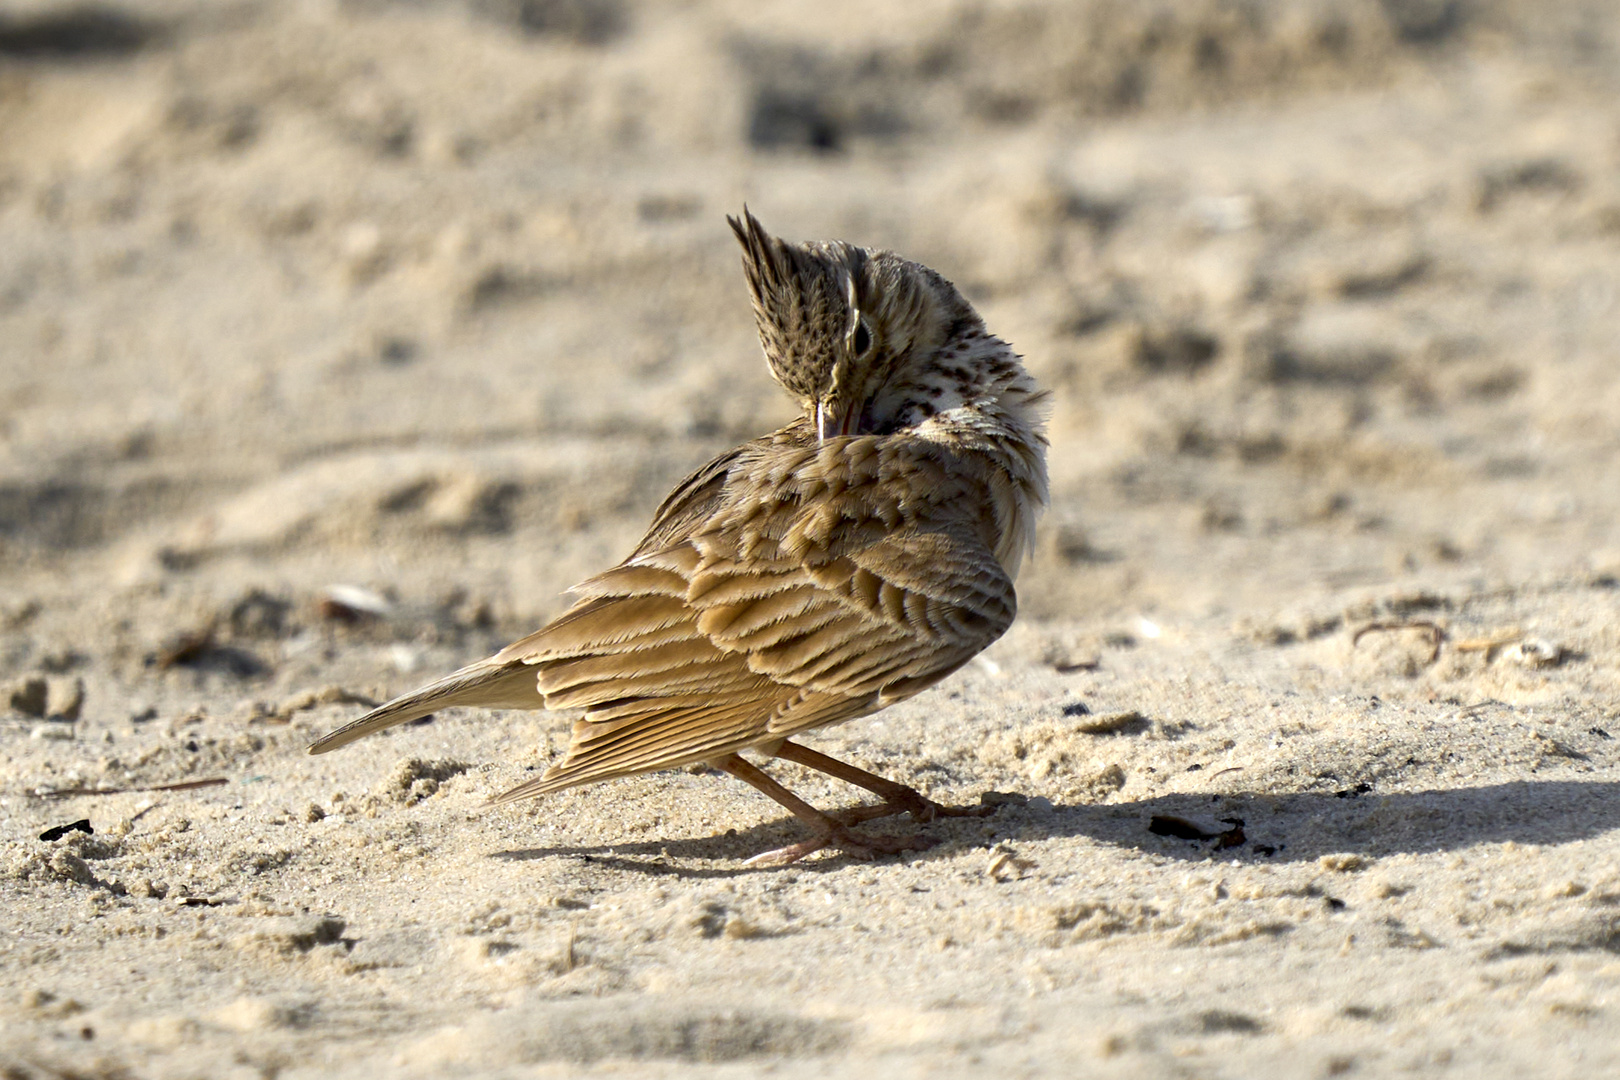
[3,0,1620,1075]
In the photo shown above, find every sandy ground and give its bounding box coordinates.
[4,1,1620,1075]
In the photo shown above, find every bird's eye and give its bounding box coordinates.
[851,320,872,357]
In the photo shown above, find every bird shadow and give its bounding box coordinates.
[487,778,1620,878]
[1040,779,1620,864]
[490,818,886,879]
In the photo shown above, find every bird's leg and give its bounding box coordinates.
[771,741,996,825]
[715,754,933,867]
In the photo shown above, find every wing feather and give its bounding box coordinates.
[313,420,1031,797]
[500,429,1018,785]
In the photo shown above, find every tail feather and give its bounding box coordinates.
[305,659,544,755]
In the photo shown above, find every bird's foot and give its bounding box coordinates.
[832,788,998,826]
[744,823,937,868]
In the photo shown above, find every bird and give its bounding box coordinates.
[307,210,1049,865]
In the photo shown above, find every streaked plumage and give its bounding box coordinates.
[309,210,1048,864]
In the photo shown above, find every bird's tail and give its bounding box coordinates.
[305,659,544,755]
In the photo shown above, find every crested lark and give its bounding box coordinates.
[308,210,1049,865]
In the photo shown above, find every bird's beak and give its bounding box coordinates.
[815,399,857,442]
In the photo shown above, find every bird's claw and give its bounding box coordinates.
[745,823,937,867]
[831,791,996,826]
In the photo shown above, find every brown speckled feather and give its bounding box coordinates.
[482,419,1017,800]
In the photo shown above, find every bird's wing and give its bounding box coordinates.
[488,428,1016,801]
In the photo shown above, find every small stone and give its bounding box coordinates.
[1073,710,1148,736]
[211,997,316,1032]
[1319,853,1368,873]
[1506,638,1565,668]
[128,879,169,900]
[984,843,1036,881]
[318,584,393,623]
[46,677,84,721]
[47,851,99,886]
[24,990,84,1018]
[231,916,346,956]
[1541,880,1587,900]
[30,724,76,742]
[373,759,469,803]
[340,221,388,284]
[1082,764,1127,797]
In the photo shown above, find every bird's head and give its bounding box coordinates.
[728,209,1039,442]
